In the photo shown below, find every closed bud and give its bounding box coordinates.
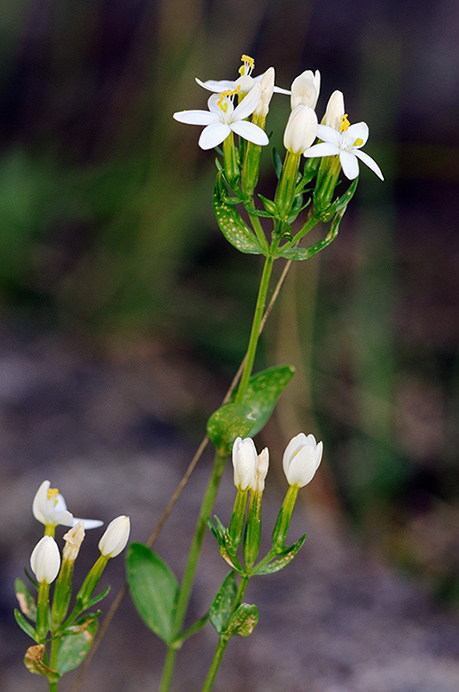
[98,516,130,558]
[283,433,323,487]
[283,106,318,155]
[290,69,321,110]
[232,437,258,491]
[30,536,61,584]
[322,90,345,130]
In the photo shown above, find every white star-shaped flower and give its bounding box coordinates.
[173,83,269,150]
[32,480,103,530]
[303,117,384,180]
[195,53,290,96]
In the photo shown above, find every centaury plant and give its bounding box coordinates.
[15,54,383,691]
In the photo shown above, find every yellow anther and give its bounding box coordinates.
[353,137,364,147]
[217,86,241,113]
[339,114,350,132]
[47,488,59,502]
[239,54,255,76]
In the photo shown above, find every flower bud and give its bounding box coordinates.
[63,521,85,562]
[232,437,258,491]
[322,90,345,130]
[254,67,275,118]
[248,448,269,493]
[30,536,61,584]
[98,515,130,558]
[283,106,318,155]
[283,433,323,487]
[290,69,320,110]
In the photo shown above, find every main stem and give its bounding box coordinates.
[160,253,275,692]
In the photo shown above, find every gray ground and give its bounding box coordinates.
[1,327,458,691]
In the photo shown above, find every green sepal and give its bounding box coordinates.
[209,571,238,635]
[206,402,255,455]
[252,534,307,575]
[55,615,99,675]
[274,206,345,261]
[257,194,278,217]
[14,608,36,640]
[83,585,111,610]
[207,516,243,572]
[126,543,179,644]
[15,577,37,622]
[231,365,295,437]
[226,603,259,637]
[213,172,265,255]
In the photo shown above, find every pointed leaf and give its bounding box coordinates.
[275,208,344,261]
[213,172,264,255]
[126,543,178,644]
[231,365,295,437]
[14,608,36,640]
[226,603,259,637]
[55,616,99,675]
[253,535,307,575]
[209,571,238,634]
[15,578,37,621]
[207,402,255,453]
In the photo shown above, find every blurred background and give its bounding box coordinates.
[1,0,458,690]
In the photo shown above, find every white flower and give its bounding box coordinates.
[290,69,321,110]
[173,83,269,150]
[303,117,384,180]
[248,447,269,494]
[232,437,258,491]
[283,433,323,488]
[283,105,318,154]
[32,480,103,530]
[30,535,61,584]
[322,90,345,130]
[253,67,275,118]
[98,515,130,558]
[196,54,290,96]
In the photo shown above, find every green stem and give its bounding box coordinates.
[48,681,58,692]
[160,449,228,692]
[201,575,250,692]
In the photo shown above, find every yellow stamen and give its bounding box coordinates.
[339,114,350,132]
[353,137,364,147]
[47,488,59,502]
[217,85,241,113]
[239,54,255,75]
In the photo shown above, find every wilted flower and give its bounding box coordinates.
[98,516,130,558]
[32,480,103,530]
[283,433,323,487]
[232,437,258,491]
[290,69,321,110]
[30,536,61,584]
[62,521,85,562]
[248,447,269,494]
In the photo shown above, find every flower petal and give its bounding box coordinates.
[316,124,342,147]
[232,83,261,121]
[198,122,231,149]
[303,142,339,158]
[346,121,369,147]
[173,109,218,126]
[339,150,360,179]
[354,149,384,180]
[195,77,236,92]
[231,120,269,145]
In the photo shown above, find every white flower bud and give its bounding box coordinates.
[248,447,269,493]
[232,437,258,491]
[283,106,318,154]
[30,536,61,584]
[283,433,323,487]
[254,67,275,117]
[63,521,85,562]
[290,69,321,110]
[98,515,130,558]
[323,90,345,130]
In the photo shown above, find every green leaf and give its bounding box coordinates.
[207,402,255,454]
[55,616,99,675]
[126,543,179,644]
[213,172,264,255]
[226,603,259,637]
[209,571,238,635]
[253,535,307,575]
[15,578,37,621]
[14,608,36,640]
[231,365,295,437]
[275,208,345,261]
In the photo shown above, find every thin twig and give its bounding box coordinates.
[71,259,292,692]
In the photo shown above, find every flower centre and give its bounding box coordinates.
[217,85,241,113]
[339,114,350,132]
[47,487,59,506]
[239,54,255,77]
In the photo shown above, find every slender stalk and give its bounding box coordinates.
[49,682,58,692]
[159,449,228,692]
